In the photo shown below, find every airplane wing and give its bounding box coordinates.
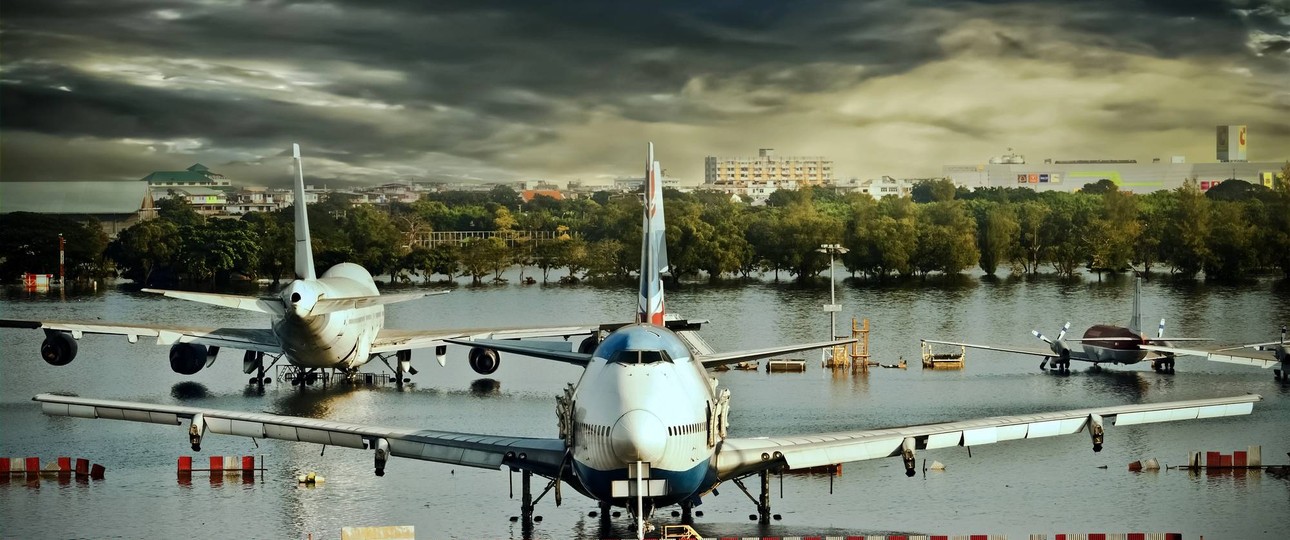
[374,324,600,356]
[714,394,1261,480]
[1139,344,1280,369]
[697,338,857,368]
[0,319,283,354]
[33,393,568,478]
[921,338,1056,358]
[441,338,593,367]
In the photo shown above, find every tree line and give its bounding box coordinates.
[3,163,1288,287]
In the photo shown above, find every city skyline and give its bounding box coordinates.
[2,1,1288,188]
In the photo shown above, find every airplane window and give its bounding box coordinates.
[609,349,672,364]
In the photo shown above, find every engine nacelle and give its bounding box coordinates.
[170,343,208,375]
[373,438,390,477]
[434,345,448,367]
[1088,413,1104,452]
[40,331,78,366]
[189,413,206,452]
[468,347,500,375]
[578,335,598,354]
[901,437,917,477]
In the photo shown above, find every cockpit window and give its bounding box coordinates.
[610,349,672,364]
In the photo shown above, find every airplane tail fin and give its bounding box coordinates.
[1129,277,1142,334]
[637,142,668,325]
[292,144,317,281]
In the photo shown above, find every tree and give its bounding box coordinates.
[109,218,180,285]
[1011,201,1050,275]
[912,200,978,275]
[1133,191,1172,275]
[1080,179,1118,195]
[1040,193,1097,278]
[1085,190,1140,278]
[911,178,958,203]
[1161,179,1212,277]
[778,201,843,281]
[1205,179,1269,202]
[1204,200,1258,280]
[973,202,1019,276]
[155,197,204,228]
[489,185,522,208]
[459,237,509,285]
[241,210,293,284]
[174,219,260,283]
[0,213,110,283]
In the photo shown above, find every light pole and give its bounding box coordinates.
[817,243,848,340]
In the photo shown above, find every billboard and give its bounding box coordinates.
[1217,125,1247,162]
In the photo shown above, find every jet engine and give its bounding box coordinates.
[169,343,209,375]
[40,331,78,366]
[578,335,598,354]
[468,347,500,375]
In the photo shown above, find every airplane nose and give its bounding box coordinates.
[610,409,668,464]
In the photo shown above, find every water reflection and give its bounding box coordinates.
[470,378,502,396]
[170,381,212,401]
[270,385,364,418]
[1076,368,1151,400]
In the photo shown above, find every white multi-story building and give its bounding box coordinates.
[704,148,833,187]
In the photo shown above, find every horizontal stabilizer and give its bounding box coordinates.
[699,338,857,368]
[142,289,285,316]
[310,291,447,316]
[443,338,592,367]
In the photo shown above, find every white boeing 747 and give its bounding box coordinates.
[33,144,1261,539]
[3,145,596,387]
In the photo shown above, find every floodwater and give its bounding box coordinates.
[1,269,1287,539]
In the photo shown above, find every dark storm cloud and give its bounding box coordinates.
[2,0,1287,184]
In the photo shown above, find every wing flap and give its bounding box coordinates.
[33,393,563,474]
[717,394,1261,479]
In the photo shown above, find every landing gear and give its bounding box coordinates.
[732,469,780,524]
[376,350,415,389]
[1152,357,1176,374]
[243,351,274,388]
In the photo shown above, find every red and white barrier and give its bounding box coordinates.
[177,455,265,478]
[0,456,105,480]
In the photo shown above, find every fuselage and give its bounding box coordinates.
[1078,324,1149,364]
[272,263,384,370]
[567,324,722,508]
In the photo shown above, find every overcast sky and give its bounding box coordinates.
[2,0,1288,188]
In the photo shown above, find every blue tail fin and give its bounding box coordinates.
[291,144,317,280]
[637,143,668,325]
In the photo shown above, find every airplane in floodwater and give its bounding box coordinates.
[1140,325,1290,382]
[1,144,596,388]
[923,278,1213,374]
[33,144,1262,539]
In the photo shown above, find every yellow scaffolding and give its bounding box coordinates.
[823,317,872,371]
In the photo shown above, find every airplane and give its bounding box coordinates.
[1,144,598,389]
[922,278,1211,374]
[1139,325,1289,382]
[32,144,1262,539]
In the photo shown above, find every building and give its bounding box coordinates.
[0,181,156,237]
[153,187,228,215]
[943,128,1284,194]
[704,148,834,189]
[831,176,917,199]
[141,163,232,189]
